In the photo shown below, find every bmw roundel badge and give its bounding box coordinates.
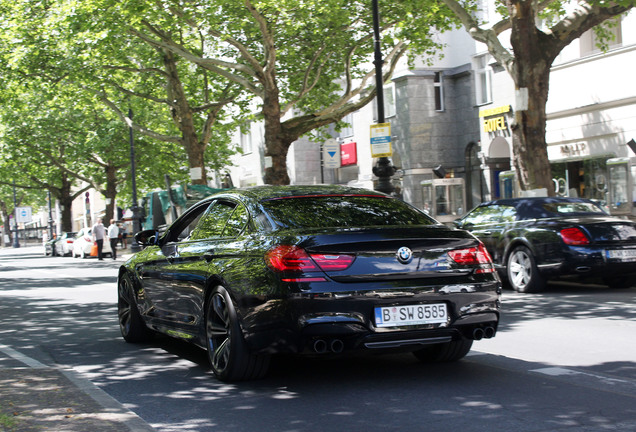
[396,246,413,264]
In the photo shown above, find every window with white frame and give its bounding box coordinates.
[384,83,396,118]
[340,113,354,138]
[474,54,492,106]
[240,123,253,154]
[580,17,622,57]
[434,72,444,112]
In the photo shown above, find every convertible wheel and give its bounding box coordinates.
[506,246,545,293]
[206,286,270,382]
[413,338,473,363]
[117,273,154,343]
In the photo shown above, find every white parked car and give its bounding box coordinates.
[72,228,113,258]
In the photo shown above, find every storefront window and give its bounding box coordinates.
[550,158,608,203]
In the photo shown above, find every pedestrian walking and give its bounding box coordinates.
[108,219,119,260]
[120,224,128,248]
[92,218,106,260]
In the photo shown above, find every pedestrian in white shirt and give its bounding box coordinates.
[108,219,120,260]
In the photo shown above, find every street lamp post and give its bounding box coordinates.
[371,0,396,194]
[129,109,142,252]
[47,190,54,240]
[12,180,20,248]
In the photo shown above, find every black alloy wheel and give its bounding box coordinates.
[117,273,154,343]
[205,286,270,382]
[412,338,473,363]
[506,245,545,293]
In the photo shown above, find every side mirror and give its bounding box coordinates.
[134,229,158,247]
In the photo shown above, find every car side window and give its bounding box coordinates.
[165,202,213,243]
[189,201,237,241]
[222,204,250,237]
[464,205,503,225]
[500,206,517,222]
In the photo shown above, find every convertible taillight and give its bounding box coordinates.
[448,243,495,274]
[560,227,590,245]
[265,245,355,273]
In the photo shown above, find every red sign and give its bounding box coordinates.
[340,142,357,166]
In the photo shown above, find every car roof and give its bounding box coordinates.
[211,185,390,202]
[478,197,603,219]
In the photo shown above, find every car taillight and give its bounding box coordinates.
[309,254,356,271]
[265,245,318,272]
[265,245,355,274]
[448,243,495,274]
[560,227,589,245]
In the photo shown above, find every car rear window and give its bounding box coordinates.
[261,195,436,229]
[541,202,606,216]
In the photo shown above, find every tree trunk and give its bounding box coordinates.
[0,200,11,246]
[104,164,118,223]
[163,49,207,185]
[508,0,555,196]
[262,80,290,185]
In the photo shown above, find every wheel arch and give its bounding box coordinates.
[502,237,536,267]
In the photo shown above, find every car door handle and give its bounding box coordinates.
[203,250,215,262]
[480,231,493,236]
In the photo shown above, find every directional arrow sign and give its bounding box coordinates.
[323,139,341,168]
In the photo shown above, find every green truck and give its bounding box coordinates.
[141,183,225,231]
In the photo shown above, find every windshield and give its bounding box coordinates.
[261,195,436,229]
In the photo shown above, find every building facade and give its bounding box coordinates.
[219,8,636,220]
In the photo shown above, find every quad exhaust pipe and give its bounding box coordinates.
[313,339,344,354]
[472,326,496,340]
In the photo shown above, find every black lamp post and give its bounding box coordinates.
[12,180,20,248]
[129,108,142,252]
[371,0,396,194]
[47,190,54,240]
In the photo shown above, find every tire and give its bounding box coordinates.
[506,245,545,293]
[205,286,270,382]
[117,272,154,343]
[413,338,473,363]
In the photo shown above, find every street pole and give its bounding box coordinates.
[371,0,396,194]
[12,180,20,248]
[47,190,54,240]
[129,109,141,252]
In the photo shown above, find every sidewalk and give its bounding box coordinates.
[0,247,154,432]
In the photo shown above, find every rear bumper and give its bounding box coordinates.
[537,247,636,279]
[241,282,501,355]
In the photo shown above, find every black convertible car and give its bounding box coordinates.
[118,185,501,381]
[455,197,636,292]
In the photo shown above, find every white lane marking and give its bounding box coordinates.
[0,343,47,368]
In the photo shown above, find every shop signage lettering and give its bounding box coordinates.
[483,116,507,133]
[479,105,511,136]
[560,142,587,157]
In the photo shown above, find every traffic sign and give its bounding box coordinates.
[323,139,341,168]
[370,123,392,157]
[15,207,32,223]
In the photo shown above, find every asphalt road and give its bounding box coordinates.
[2,246,636,432]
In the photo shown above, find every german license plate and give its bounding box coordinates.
[606,249,636,261]
[375,303,448,328]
